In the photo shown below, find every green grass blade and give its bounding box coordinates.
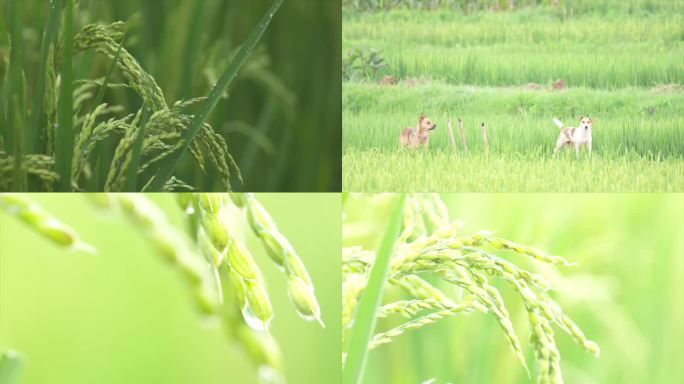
[7,0,26,191]
[123,106,151,191]
[55,0,74,191]
[0,349,24,384]
[146,0,284,191]
[29,0,63,157]
[343,194,405,384]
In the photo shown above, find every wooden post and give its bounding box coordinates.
[458,118,468,153]
[447,118,457,153]
[481,122,488,153]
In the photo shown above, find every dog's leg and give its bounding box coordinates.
[553,138,565,156]
[575,142,581,158]
[587,141,592,158]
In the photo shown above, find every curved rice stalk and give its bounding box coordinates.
[342,193,599,384]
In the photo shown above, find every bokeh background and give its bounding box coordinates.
[343,193,683,384]
[2,0,341,191]
[0,194,341,383]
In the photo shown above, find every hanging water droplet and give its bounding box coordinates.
[295,312,316,322]
[258,365,285,384]
[241,301,269,331]
[185,206,195,215]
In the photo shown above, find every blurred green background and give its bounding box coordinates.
[1,0,341,191]
[0,193,341,383]
[344,193,683,384]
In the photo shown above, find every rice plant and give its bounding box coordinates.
[342,193,599,384]
[0,193,325,383]
[1,0,340,191]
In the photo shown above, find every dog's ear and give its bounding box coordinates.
[419,112,426,121]
[578,115,584,121]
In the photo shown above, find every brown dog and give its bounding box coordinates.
[400,113,437,148]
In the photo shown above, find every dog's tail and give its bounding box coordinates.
[552,118,564,129]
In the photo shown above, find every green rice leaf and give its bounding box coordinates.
[146,0,284,191]
[343,194,405,384]
[55,0,74,191]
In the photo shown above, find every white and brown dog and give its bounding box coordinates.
[552,116,593,157]
[400,113,437,148]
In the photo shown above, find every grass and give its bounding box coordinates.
[342,2,684,192]
[0,193,337,383]
[343,193,684,384]
[0,0,340,191]
[343,193,404,384]
[55,0,74,191]
[343,9,684,88]
[343,83,684,191]
[343,0,684,13]
[342,194,601,384]
[344,149,684,192]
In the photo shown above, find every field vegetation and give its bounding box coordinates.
[342,0,684,191]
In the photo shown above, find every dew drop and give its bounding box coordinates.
[241,301,269,331]
[295,310,325,327]
[258,365,285,384]
[71,241,97,255]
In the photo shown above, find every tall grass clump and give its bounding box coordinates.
[342,193,599,384]
[343,5,684,88]
[0,193,324,383]
[0,0,342,191]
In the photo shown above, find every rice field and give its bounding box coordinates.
[342,1,684,192]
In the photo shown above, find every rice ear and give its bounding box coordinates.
[343,193,599,383]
